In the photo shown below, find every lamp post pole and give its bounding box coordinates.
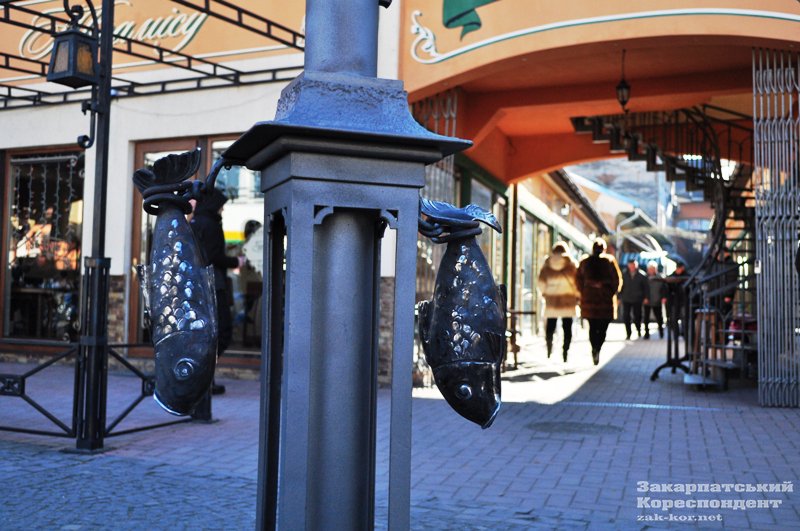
[74,0,114,451]
[223,0,467,528]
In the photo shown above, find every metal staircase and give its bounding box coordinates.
[572,105,756,388]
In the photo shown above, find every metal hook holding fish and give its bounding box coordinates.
[417,198,507,428]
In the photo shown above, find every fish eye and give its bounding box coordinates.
[456,383,473,400]
[174,358,196,380]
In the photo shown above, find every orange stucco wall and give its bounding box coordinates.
[401,0,800,98]
[401,0,797,182]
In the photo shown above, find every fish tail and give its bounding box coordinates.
[133,149,203,215]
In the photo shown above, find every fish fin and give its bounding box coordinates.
[418,300,431,346]
[153,149,202,184]
[133,149,201,194]
[420,198,502,233]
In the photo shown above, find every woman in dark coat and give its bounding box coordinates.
[576,239,623,365]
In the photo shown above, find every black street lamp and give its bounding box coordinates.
[47,0,104,149]
[47,2,99,89]
[47,0,115,451]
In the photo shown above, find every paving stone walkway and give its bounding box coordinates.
[1,323,799,529]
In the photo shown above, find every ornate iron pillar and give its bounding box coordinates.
[224,0,468,528]
[75,0,114,450]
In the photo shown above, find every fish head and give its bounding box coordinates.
[153,331,216,416]
[432,361,501,429]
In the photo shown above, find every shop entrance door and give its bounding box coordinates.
[130,137,265,360]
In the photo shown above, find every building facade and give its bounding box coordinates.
[0,1,798,401]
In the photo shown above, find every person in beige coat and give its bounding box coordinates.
[537,241,580,361]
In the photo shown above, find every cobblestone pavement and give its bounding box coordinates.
[2,323,799,529]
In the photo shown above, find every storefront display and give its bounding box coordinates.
[5,152,83,341]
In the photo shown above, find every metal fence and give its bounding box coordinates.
[754,48,800,407]
[0,342,192,441]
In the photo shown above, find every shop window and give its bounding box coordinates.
[416,159,459,302]
[520,214,536,336]
[212,140,263,200]
[211,140,264,350]
[471,179,505,284]
[5,152,84,341]
[676,218,712,232]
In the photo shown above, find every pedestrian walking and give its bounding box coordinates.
[190,188,245,395]
[666,261,689,339]
[537,241,579,362]
[620,259,649,339]
[576,239,622,365]
[643,261,667,339]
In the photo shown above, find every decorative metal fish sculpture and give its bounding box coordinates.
[418,198,507,428]
[133,149,219,416]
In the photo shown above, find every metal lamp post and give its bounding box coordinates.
[223,0,468,528]
[47,0,116,450]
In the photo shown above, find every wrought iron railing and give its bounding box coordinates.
[0,342,193,441]
[0,343,78,438]
[572,104,756,387]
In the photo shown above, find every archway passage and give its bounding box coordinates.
[403,2,799,397]
[427,35,766,181]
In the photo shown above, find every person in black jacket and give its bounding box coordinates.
[619,259,649,340]
[190,189,244,394]
[643,261,668,339]
[666,261,688,338]
[576,239,623,365]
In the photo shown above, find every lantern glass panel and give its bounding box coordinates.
[76,42,94,76]
[52,40,70,74]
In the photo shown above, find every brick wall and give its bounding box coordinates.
[107,275,126,343]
